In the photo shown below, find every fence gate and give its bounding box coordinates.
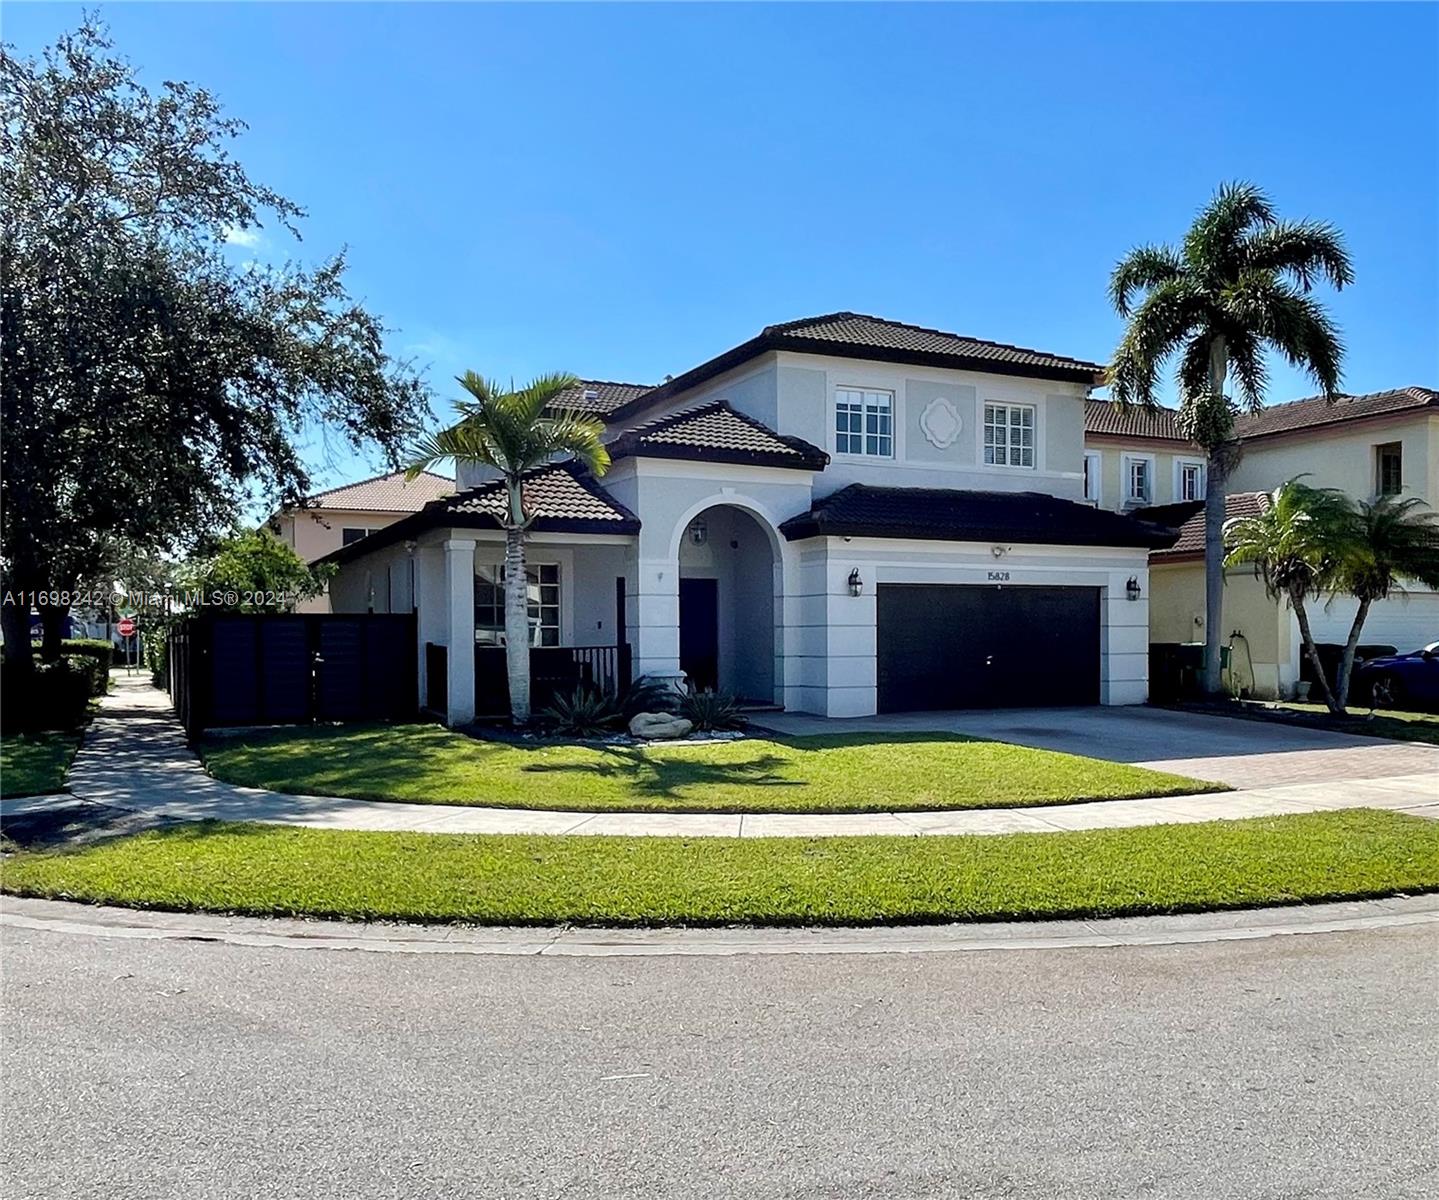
[168,613,417,734]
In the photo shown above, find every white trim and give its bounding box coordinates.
[1122,452,1156,505]
[1083,450,1103,505]
[832,384,896,460]
[1173,457,1206,503]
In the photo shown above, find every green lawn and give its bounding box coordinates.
[4,810,1436,926]
[200,724,1222,814]
[0,730,82,799]
[1273,702,1439,746]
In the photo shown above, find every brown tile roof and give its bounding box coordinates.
[1139,492,1272,561]
[1233,386,1438,440]
[301,470,453,512]
[610,401,828,470]
[1085,387,1438,446]
[780,484,1177,549]
[552,379,654,416]
[1084,401,1187,442]
[315,462,638,566]
[765,313,1106,379]
[441,461,638,530]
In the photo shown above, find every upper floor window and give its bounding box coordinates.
[1083,451,1102,504]
[983,403,1035,467]
[341,527,370,547]
[1178,460,1205,502]
[1376,442,1403,496]
[1124,455,1152,504]
[835,388,893,457]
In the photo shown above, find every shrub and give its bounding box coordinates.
[542,686,624,737]
[62,636,118,664]
[63,652,109,700]
[679,687,747,732]
[1,657,94,732]
[142,624,170,689]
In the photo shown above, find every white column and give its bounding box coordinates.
[444,538,476,725]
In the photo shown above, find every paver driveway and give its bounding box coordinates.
[760,705,1439,789]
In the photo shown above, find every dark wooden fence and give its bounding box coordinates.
[475,643,631,718]
[168,613,417,734]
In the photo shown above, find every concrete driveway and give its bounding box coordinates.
[760,705,1439,788]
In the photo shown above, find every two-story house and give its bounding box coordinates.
[1083,386,1439,698]
[323,313,1176,724]
[272,470,454,612]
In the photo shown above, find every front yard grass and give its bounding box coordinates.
[4,810,1436,926]
[199,725,1223,814]
[0,730,83,799]
[1178,699,1439,747]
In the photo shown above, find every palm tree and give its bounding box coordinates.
[1329,495,1439,711]
[1223,479,1352,712]
[406,372,609,724]
[1108,181,1352,695]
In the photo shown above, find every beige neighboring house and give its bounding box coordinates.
[273,470,454,612]
[1084,386,1439,698]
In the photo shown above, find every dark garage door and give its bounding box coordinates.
[877,585,1101,712]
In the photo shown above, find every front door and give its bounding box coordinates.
[679,577,719,692]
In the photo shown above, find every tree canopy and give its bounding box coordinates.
[0,18,430,659]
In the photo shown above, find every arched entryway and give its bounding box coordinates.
[676,504,777,702]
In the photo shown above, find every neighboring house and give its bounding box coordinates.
[272,470,454,612]
[1084,386,1439,697]
[321,312,1177,724]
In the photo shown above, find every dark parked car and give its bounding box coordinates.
[1354,641,1439,711]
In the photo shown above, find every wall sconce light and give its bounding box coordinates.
[1126,576,1142,602]
[848,568,863,597]
[688,517,708,547]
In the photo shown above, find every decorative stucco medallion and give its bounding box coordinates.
[919,397,963,449]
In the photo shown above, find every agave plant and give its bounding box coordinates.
[541,686,623,738]
[679,687,748,732]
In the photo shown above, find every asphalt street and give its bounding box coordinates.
[2,923,1436,1199]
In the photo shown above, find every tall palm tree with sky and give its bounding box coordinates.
[406,372,609,724]
[1108,182,1353,695]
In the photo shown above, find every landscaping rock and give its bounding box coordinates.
[628,712,694,740]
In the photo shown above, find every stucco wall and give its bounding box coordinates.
[1226,413,1437,505]
[1083,439,1206,511]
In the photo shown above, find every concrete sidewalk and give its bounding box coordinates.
[4,675,1436,838]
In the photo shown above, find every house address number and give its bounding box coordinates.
[987,570,1010,582]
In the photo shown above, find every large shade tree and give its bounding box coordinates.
[1108,182,1352,695]
[405,373,609,724]
[1,19,430,671]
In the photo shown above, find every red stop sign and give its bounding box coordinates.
[117,618,137,637]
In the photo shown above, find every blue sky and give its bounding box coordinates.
[8,2,1437,495]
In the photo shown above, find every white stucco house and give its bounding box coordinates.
[322,313,1176,725]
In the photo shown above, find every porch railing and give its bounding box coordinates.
[475,644,632,718]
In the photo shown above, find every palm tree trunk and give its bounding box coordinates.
[1202,338,1229,696]
[1334,595,1373,714]
[502,481,531,725]
[1291,586,1338,712]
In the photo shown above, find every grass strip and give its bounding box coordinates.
[200,725,1222,814]
[4,810,1436,927]
[0,729,83,799]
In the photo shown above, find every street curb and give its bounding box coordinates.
[3,894,1436,959]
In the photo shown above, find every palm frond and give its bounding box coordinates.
[1225,328,1271,414]
[1106,278,1207,407]
[1335,495,1439,602]
[534,410,611,477]
[1252,288,1345,398]
[1183,181,1277,276]
[1109,243,1185,316]
[508,373,581,425]
[1241,219,1354,292]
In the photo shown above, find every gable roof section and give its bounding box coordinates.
[298,470,454,513]
[1084,401,1186,442]
[609,401,829,470]
[316,461,638,566]
[1136,492,1272,561]
[779,484,1177,549]
[1233,386,1438,440]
